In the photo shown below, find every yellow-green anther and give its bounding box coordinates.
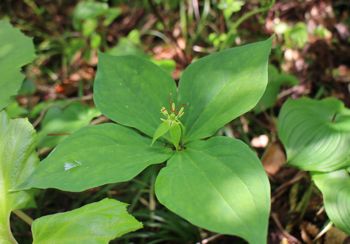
[178,107,184,118]
[161,107,168,117]
[153,103,185,150]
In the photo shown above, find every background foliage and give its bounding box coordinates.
[0,0,350,243]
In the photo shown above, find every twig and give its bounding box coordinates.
[271,171,305,203]
[313,221,333,241]
[271,212,301,243]
[33,106,49,128]
[90,116,109,125]
[13,210,33,226]
[197,234,222,244]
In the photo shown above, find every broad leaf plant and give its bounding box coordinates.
[20,38,273,243]
[0,20,141,243]
[278,97,350,235]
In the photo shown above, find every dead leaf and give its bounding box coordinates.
[262,142,286,175]
[324,227,348,244]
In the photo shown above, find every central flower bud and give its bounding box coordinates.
[160,103,184,125]
[152,103,185,150]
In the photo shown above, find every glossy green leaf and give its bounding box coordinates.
[32,198,142,243]
[168,124,182,149]
[37,102,100,148]
[0,111,38,243]
[94,54,177,137]
[0,20,36,110]
[155,136,270,243]
[312,170,350,234]
[178,38,272,142]
[152,121,183,150]
[278,97,350,172]
[152,121,171,145]
[20,123,173,192]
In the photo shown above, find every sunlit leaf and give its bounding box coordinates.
[155,136,270,243]
[0,20,36,110]
[32,198,142,243]
[0,111,38,243]
[178,38,272,142]
[20,123,173,191]
[278,97,350,172]
[313,170,350,234]
[152,121,171,145]
[94,54,177,137]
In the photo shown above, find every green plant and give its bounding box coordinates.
[278,97,350,234]
[72,0,121,51]
[36,102,100,149]
[0,20,141,243]
[216,0,275,50]
[217,0,245,20]
[0,20,36,111]
[20,38,272,243]
[254,64,298,113]
[31,198,142,243]
[274,22,308,49]
[108,30,176,76]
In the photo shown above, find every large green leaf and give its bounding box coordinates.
[93,54,177,137]
[278,97,350,172]
[0,111,38,243]
[37,102,100,148]
[177,38,272,142]
[155,136,270,243]
[19,123,173,192]
[32,198,142,243]
[0,20,36,111]
[312,170,350,234]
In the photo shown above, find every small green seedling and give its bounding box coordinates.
[21,38,272,243]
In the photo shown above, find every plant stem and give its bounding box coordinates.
[187,0,210,55]
[13,210,33,226]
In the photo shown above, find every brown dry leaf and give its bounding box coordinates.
[300,221,319,243]
[262,142,286,176]
[333,65,350,83]
[324,227,348,244]
[152,45,177,60]
[300,224,313,244]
